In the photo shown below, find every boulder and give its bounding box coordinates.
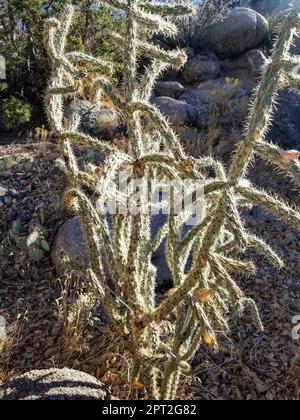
[223,49,269,79]
[51,217,89,274]
[180,77,254,129]
[152,97,198,127]
[181,52,221,84]
[65,100,124,140]
[0,368,112,400]
[154,81,184,99]
[192,8,269,58]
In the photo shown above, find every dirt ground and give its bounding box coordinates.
[0,137,300,400]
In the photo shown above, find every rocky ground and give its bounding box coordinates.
[0,6,300,400]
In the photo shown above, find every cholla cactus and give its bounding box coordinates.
[44,1,300,400]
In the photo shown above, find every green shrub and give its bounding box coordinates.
[2,96,31,129]
[0,0,124,106]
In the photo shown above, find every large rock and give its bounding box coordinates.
[152,97,198,127]
[65,100,124,140]
[154,81,184,99]
[180,77,254,129]
[51,217,89,274]
[192,8,269,58]
[0,368,112,400]
[223,49,269,79]
[181,52,221,84]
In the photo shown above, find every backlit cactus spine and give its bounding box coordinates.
[44,1,300,400]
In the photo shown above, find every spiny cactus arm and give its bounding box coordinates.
[281,55,300,74]
[252,140,300,185]
[214,254,256,275]
[153,266,208,324]
[113,214,131,266]
[228,9,299,184]
[111,31,187,70]
[75,170,98,190]
[119,223,148,314]
[64,138,80,182]
[189,299,217,343]
[59,131,118,154]
[130,102,185,160]
[138,153,179,167]
[66,52,113,75]
[44,19,77,76]
[160,313,189,401]
[47,85,77,96]
[149,367,160,400]
[96,216,121,286]
[149,8,300,327]
[139,153,211,181]
[166,192,182,286]
[137,41,187,70]
[56,4,74,55]
[96,153,133,206]
[92,77,125,109]
[46,69,79,95]
[217,231,283,269]
[238,298,264,331]
[100,0,127,9]
[204,180,227,195]
[197,156,227,181]
[146,221,169,257]
[216,230,235,253]
[247,235,284,269]
[180,213,213,253]
[44,10,83,132]
[237,185,300,229]
[66,188,122,320]
[286,73,300,91]
[140,258,156,310]
[43,18,60,59]
[64,137,120,304]
[209,257,244,302]
[139,59,168,101]
[65,188,106,276]
[44,95,64,131]
[130,9,178,36]
[224,190,248,248]
[148,191,216,259]
[160,367,181,400]
[86,268,105,298]
[103,0,195,18]
[179,326,202,363]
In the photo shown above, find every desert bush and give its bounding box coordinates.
[0,0,123,106]
[44,1,300,400]
[1,96,32,129]
[173,0,234,47]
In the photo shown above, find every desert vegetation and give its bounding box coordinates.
[1,0,300,401]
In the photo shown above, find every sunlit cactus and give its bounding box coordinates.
[44,1,300,400]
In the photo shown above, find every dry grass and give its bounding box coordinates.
[0,312,28,384]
